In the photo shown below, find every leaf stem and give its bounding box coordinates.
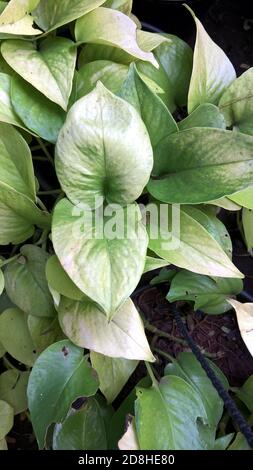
[37,197,49,213]
[0,254,19,268]
[36,138,54,167]
[37,189,62,196]
[144,320,187,346]
[145,361,158,386]
[153,348,175,363]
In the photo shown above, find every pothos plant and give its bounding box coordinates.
[0,0,252,451]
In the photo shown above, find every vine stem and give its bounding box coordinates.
[36,138,54,167]
[153,348,175,363]
[37,197,49,213]
[37,189,62,196]
[0,254,19,268]
[145,361,158,387]
[143,319,187,346]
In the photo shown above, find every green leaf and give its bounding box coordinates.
[28,340,99,449]
[108,376,150,449]
[0,13,41,36]
[55,83,153,209]
[0,72,28,130]
[229,433,251,450]
[237,375,253,413]
[219,68,253,136]
[0,342,5,359]
[150,268,177,286]
[27,315,65,355]
[178,104,226,130]
[1,38,77,111]
[229,187,253,210]
[242,208,253,254]
[182,205,232,258]
[0,438,7,450]
[11,76,66,144]
[33,0,107,32]
[228,300,253,358]
[138,33,193,111]
[0,307,37,366]
[0,0,40,23]
[148,205,243,279]
[143,256,169,274]
[78,30,167,68]
[208,197,241,211]
[46,255,84,302]
[118,64,178,174]
[135,376,206,450]
[58,297,154,362]
[0,370,29,415]
[75,7,158,68]
[0,188,50,245]
[0,400,13,441]
[167,270,243,314]
[0,122,35,200]
[53,398,107,450]
[148,128,253,204]
[186,6,236,113]
[0,122,50,236]
[118,418,139,450]
[90,352,138,403]
[164,352,229,429]
[52,199,148,318]
[75,60,129,100]
[5,245,56,318]
[0,269,4,295]
[104,0,132,15]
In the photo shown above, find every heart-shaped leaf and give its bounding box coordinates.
[178,104,226,130]
[11,76,66,144]
[0,269,4,295]
[90,352,138,403]
[228,300,253,357]
[78,30,167,68]
[52,199,148,317]
[219,68,253,137]
[0,400,13,441]
[27,315,65,354]
[75,7,158,68]
[0,0,40,23]
[242,208,253,255]
[0,72,28,130]
[187,6,236,113]
[104,0,132,15]
[0,370,29,415]
[167,271,243,314]
[58,297,154,362]
[119,64,178,174]
[75,60,129,101]
[55,83,153,209]
[148,128,253,203]
[148,205,243,279]
[53,398,107,450]
[135,376,206,450]
[27,339,99,449]
[33,0,106,32]
[143,256,169,274]
[5,245,56,318]
[0,308,38,366]
[0,11,41,37]
[229,187,253,210]
[1,38,77,110]
[165,352,228,429]
[46,255,84,302]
